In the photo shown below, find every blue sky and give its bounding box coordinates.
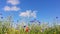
[0,0,60,24]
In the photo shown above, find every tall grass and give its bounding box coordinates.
[0,16,60,34]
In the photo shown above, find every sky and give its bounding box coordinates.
[0,0,60,24]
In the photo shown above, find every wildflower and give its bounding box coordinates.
[5,32,7,34]
[40,29,44,32]
[56,17,58,19]
[30,20,35,23]
[24,25,26,28]
[1,17,3,19]
[40,30,42,32]
[30,19,36,23]
[25,26,29,32]
[30,19,40,25]
[54,32,56,34]
[15,30,20,34]
[15,30,19,32]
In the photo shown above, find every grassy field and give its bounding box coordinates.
[0,16,60,34]
[0,22,60,34]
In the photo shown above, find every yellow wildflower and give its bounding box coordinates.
[54,32,56,34]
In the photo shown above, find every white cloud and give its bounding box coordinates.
[31,11,36,18]
[4,6,20,11]
[19,10,37,18]
[11,6,20,11]
[7,0,20,5]
[19,10,31,17]
[4,6,11,11]
[3,0,20,11]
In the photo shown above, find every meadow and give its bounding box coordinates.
[0,16,60,34]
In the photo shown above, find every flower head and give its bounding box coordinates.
[56,17,58,19]
[25,26,29,32]
[1,17,3,19]
[40,29,44,32]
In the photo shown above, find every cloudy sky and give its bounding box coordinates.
[0,0,60,24]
